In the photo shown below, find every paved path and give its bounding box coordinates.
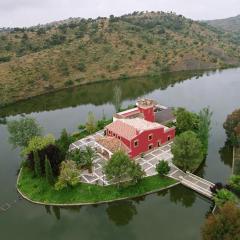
[71,133,215,198]
[70,133,173,186]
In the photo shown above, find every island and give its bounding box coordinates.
[14,98,214,205]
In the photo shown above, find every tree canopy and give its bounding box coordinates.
[104,151,144,187]
[7,117,42,148]
[197,107,213,155]
[174,108,199,134]
[85,111,96,134]
[55,160,80,190]
[202,202,240,240]
[223,108,240,146]
[172,130,204,171]
[22,134,55,156]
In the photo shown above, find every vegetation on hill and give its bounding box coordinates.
[204,15,240,45]
[1,11,240,106]
[205,15,240,32]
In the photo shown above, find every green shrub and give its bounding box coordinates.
[55,160,80,190]
[76,62,86,72]
[64,80,74,86]
[0,55,11,63]
[69,148,84,166]
[156,160,170,175]
[22,134,55,156]
[213,189,238,207]
[56,129,74,159]
[229,175,240,191]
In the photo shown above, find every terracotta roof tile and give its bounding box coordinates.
[96,137,130,154]
[106,120,137,140]
[106,118,167,140]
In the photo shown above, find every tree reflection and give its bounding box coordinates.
[157,188,169,197]
[219,141,233,168]
[52,206,61,220]
[0,70,205,118]
[106,200,137,226]
[132,195,146,204]
[44,205,51,215]
[0,117,7,125]
[44,205,83,219]
[169,185,196,208]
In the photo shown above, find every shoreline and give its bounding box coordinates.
[1,66,236,109]
[16,167,180,207]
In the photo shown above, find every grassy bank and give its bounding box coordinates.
[17,166,177,205]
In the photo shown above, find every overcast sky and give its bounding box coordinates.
[0,0,239,27]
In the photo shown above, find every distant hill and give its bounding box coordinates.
[0,11,240,106]
[205,15,240,32]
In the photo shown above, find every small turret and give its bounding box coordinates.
[136,99,156,122]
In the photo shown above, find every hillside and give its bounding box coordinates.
[0,11,240,106]
[205,15,240,32]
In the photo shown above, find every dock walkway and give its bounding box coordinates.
[168,168,214,198]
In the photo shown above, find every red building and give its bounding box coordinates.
[100,99,175,158]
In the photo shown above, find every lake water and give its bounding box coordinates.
[0,68,239,240]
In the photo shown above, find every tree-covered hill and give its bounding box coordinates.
[204,15,240,45]
[0,11,240,106]
[205,15,240,32]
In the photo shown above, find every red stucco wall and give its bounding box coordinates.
[105,120,175,159]
[129,127,175,158]
[138,106,155,122]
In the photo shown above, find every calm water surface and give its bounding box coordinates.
[0,68,240,240]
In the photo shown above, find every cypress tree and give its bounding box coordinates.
[34,151,41,177]
[45,156,54,185]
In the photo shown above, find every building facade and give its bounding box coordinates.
[103,99,175,158]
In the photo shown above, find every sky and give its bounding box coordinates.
[0,0,239,28]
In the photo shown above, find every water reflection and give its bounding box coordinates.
[44,205,82,220]
[0,70,207,117]
[169,185,196,208]
[219,141,233,168]
[106,200,137,226]
[52,206,61,220]
[0,117,7,124]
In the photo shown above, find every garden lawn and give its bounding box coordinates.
[18,166,177,204]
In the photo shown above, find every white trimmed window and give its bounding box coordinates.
[148,134,153,141]
[148,144,153,150]
[134,139,139,148]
